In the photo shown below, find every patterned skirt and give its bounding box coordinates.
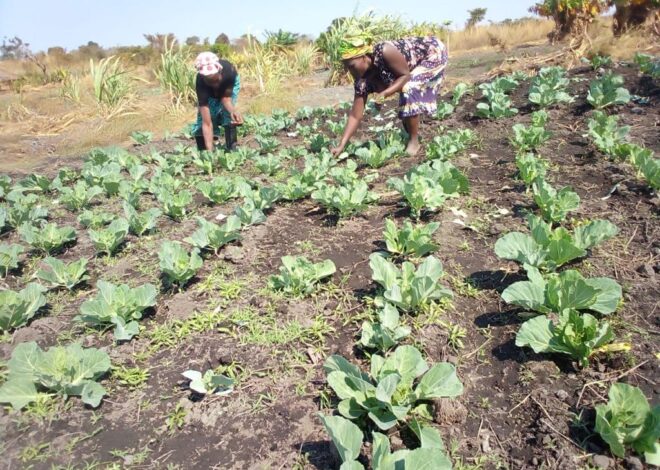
[399,38,448,118]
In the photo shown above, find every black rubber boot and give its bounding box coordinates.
[224,124,238,151]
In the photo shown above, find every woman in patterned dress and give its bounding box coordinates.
[331,35,448,157]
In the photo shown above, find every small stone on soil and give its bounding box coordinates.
[624,456,643,470]
[592,454,613,469]
[481,435,492,453]
[555,389,569,401]
[636,263,655,278]
[630,107,644,115]
[623,455,644,470]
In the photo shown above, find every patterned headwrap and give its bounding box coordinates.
[194,52,223,76]
[339,31,374,60]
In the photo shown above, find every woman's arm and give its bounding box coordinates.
[221,89,243,124]
[199,105,214,151]
[332,94,366,155]
[379,43,411,98]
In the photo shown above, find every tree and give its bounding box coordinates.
[214,33,230,45]
[77,41,105,60]
[0,36,31,60]
[264,29,300,47]
[47,47,66,57]
[466,8,488,28]
[143,33,178,53]
[530,1,606,42]
[610,0,658,36]
[185,36,200,46]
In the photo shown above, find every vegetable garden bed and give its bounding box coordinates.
[0,62,658,469]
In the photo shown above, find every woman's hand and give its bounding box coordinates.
[372,91,387,104]
[230,110,243,125]
[330,144,345,157]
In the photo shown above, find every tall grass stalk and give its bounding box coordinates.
[287,43,322,75]
[60,74,81,104]
[89,56,134,117]
[156,40,196,110]
[236,36,289,93]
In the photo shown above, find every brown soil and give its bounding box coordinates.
[0,63,658,470]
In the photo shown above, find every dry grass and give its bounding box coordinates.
[585,16,660,59]
[447,19,555,53]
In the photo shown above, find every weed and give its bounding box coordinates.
[112,365,150,389]
[166,403,187,434]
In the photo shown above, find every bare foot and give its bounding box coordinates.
[406,139,421,157]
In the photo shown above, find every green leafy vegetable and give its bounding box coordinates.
[130,130,153,145]
[369,254,452,312]
[78,209,114,229]
[234,200,267,226]
[185,215,242,254]
[360,304,411,352]
[382,218,439,259]
[595,382,660,464]
[426,129,476,160]
[312,181,378,218]
[19,222,77,254]
[515,153,549,186]
[77,280,157,340]
[0,283,47,332]
[476,91,518,119]
[451,82,471,105]
[0,341,111,409]
[511,110,551,153]
[532,177,580,223]
[435,101,455,120]
[88,218,129,255]
[182,369,234,396]
[495,215,619,272]
[123,203,161,236]
[324,345,463,430]
[158,189,193,220]
[387,160,469,219]
[355,141,400,168]
[528,66,574,107]
[59,181,104,212]
[587,72,631,109]
[268,255,336,296]
[516,310,616,367]
[0,243,24,276]
[585,111,630,157]
[159,240,203,287]
[254,154,283,176]
[502,266,622,316]
[35,257,89,290]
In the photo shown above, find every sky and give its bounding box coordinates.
[0,0,538,52]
